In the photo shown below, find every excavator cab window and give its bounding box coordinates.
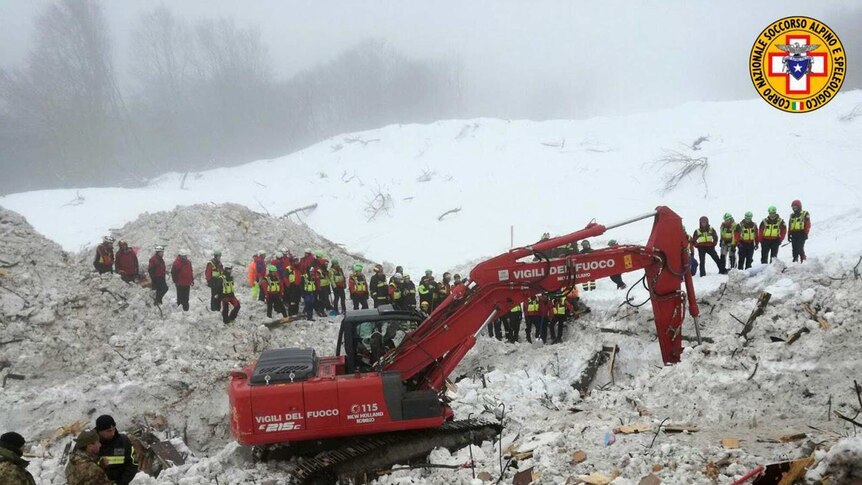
[350,319,419,373]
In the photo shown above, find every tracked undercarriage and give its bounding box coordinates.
[257,418,502,484]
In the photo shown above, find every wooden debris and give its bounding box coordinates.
[571,450,587,464]
[511,451,534,460]
[438,207,462,221]
[48,419,90,443]
[614,424,651,434]
[282,203,318,219]
[639,474,661,485]
[513,467,537,485]
[785,327,810,345]
[608,344,619,383]
[752,457,814,485]
[801,303,829,330]
[2,373,25,387]
[263,315,304,329]
[740,291,771,339]
[721,437,740,449]
[779,432,806,443]
[576,472,618,485]
[662,424,700,433]
[651,464,663,473]
[571,349,610,394]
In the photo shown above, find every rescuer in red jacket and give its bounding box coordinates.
[349,264,369,310]
[691,216,726,277]
[758,206,787,264]
[788,199,811,263]
[114,240,139,283]
[330,260,347,315]
[93,236,115,274]
[205,251,224,312]
[148,245,168,305]
[171,250,194,311]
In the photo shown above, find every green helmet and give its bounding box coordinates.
[608,239,618,246]
[267,264,277,272]
[768,206,777,214]
[425,269,433,275]
[213,249,222,257]
[745,211,753,218]
[332,260,339,266]
[314,250,324,258]
[354,263,363,271]
[723,213,733,221]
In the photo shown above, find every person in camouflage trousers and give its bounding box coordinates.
[66,429,111,485]
[0,432,36,485]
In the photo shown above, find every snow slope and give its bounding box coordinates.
[2,92,862,275]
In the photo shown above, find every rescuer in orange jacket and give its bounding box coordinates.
[735,211,759,270]
[692,216,727,277]
[93,236,115,274]
[759,206,787,264]
[788,199,811,263]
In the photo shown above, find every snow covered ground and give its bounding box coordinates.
[2,91,862,276]
[2,93,862,484]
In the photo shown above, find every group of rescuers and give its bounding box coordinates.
[1,415,137,485]
[90,200,810,328]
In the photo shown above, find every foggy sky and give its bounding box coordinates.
[0,0,858,119]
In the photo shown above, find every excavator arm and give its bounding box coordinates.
[383,206,700,391]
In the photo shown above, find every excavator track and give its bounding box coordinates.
[290,418,502,484]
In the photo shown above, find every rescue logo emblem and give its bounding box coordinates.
[749,16,845,113]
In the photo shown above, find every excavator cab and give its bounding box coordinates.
[336,305,425,373]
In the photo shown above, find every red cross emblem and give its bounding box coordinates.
[767,35,827,94]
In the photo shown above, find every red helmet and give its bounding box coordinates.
[791,199,802,208]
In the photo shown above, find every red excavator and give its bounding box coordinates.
[229,206,700,481]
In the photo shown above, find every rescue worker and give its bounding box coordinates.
[271,251,285,278]
[93,236,115,274]
[370,264,390,308]
[419,300,431,318]
[246,257,258,300]
[170,249,193,311]
[298,248,315,274]
[505,302,522,343]
[285,256,302,315]
[263,265,288,319]
[65,430,110,485]
[0,431,36,485]
[95,415,138,485]
[220,264,240,324]
[389,266,404,284]
[580,240,597,290]
[435,272,452,309]
[349,264,369,310]
[488,316,504,340]
[524,296,541,343]
[279,248,292,278]
[254,251,267,301]
[759,206,787,264]
[114,240,139,283]
[453,274,463,286]
[401,274,417,309]
[547,295,574,344]
[417,275,436,309]
[718,213,739,272]
[330,260,347,315]
[788,200,811,263]
[302,266,317,321]
[606,240,627,289]
[389,273,404,310]
[205,250,224,311]
[315,258,333,315]
[736,211,759,270]
[148,245,168,305]
[692,216,726,276]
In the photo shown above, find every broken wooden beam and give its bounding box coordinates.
[571,349,611,393]
[801,303,829,330]
[739,291,771,339]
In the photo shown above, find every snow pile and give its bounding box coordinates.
[0,207,72,323]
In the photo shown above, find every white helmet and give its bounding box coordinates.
[393,273,403,281]
[178,248,189,257]
[257,250,266,256]
[103,236,115,243]
[223,263,233,271]
[280,247,289,254]
[154,245,165,252]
